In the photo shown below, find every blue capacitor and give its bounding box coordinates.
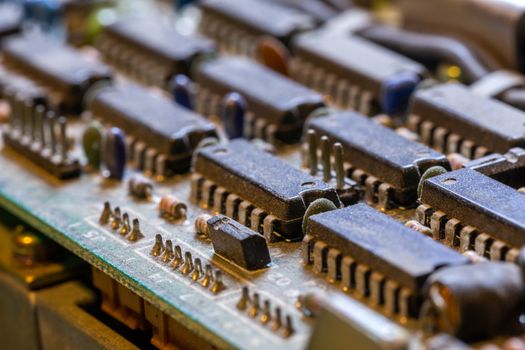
[380,72,421,115]
[23,0,61,30]
[176,0,196,9]
[220,92,246,139]
[172,74,193,110]
[102,127,127,180]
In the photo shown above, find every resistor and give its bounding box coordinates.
[405,220,432,237]
[128,174,153,199]
[195,213,212,238]
[447,153,469,171]
[159,194,187,219]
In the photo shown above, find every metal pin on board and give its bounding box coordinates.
[321,136,331,182]
[307,129,317,176]
[58,117,68,162]
[333,142,345,190]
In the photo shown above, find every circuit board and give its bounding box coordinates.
[2,1,525,350]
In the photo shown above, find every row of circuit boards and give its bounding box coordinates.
[3,0,525,349]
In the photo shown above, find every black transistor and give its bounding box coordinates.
[207,215,271,271]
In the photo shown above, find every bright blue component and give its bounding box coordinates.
[220,92,246,139]
[23,0,61,29]
[172,74,193,110]
[176,0,195,9]
[102,127,127,180]
[380,72,421,115]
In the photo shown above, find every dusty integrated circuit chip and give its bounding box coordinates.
[191,139,341,241]
[97,18,215,88]
[195,56,324,143]
[418,168,525,261]
[304,203,468,317]
[89,84,217,177]
[2,34,112,113]
[306,111,449,207]
[409,83,525,158]
[199,0,315,56]
[291,30,425,115]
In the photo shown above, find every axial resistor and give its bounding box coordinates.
[159,194,187,219]
[128,174,153,199]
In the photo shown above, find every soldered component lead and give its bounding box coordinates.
[283,315,295,338]
[151,234,165,257]
[181,252,194,274]
[237,286,250,310]
[99,201,112,225]
[192,258,203,281]
[261,300,271,324]
[161,240,174,263]
[202,264,213,287]
[119,213,131,236]
[171,245,184,269]
[128,218,143,242]
[249,293,260,317]
[111,207,122,230]
[272,307,282,331]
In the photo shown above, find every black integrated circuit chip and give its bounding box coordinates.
[2,35,112,113]
[96,18,215,88]
[418,168,525,261]
[464,147,525,189]
[207,215,271,271]
[89,84,217,177]
[191,139,341,241]
[199,0,315,56]
[409,83,525,158]
[304,203,468,318]
[195,56,324,143]
[291,30,425,115]
[306,111,449,208]
[0,4,22,39]
[0,70,47,106]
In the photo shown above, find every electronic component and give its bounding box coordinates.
[191,139,341,241]
[172,74,194,110]
[305,111,449,208]
[199,0,315,56]
[417,168,525,261]
[195,57,324,143]
[2,93,81,179]
[422,261,525,341]
[89,84,218,177]
[150,233,226,294]
[306,292,410,350]
[0,4,22,39]
[99,202,144,241]
[1,35,112,113]
[0,71,47,107]
[399,0,525,72]
[220,92,246,140]
[291,30,425,115]
[207,215,271,271]
[408,83,525,158]
[96,19,215,88]
[81,121,103,170]
[159,194,187,219]
[236,286,295,337]
[128,174,153,199]
[303,203,468,318]
[464,147,525,189]
[101,127,127,180]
